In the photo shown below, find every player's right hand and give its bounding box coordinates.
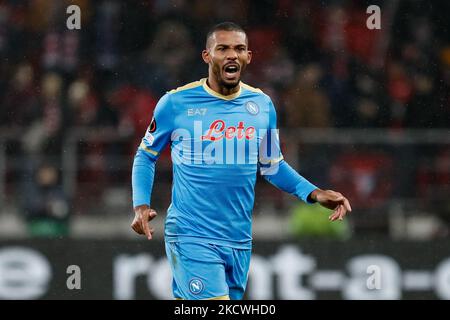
[131,205,157,240]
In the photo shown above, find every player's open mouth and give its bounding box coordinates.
[223,64,240,79]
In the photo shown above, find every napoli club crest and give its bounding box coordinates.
[189,278,204,295]
[245,101,259,115]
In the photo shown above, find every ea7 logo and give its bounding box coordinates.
[188,108,207,116]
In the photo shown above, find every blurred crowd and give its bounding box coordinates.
[0,0,449,235]
[2,1,450,137]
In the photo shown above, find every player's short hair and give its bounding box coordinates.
[206,22,247,47]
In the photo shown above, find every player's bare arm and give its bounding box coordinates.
[309,189,352,221]
[131,205,157,240]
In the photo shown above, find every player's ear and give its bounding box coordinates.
[202,49,210,64]
[246,50,252,65]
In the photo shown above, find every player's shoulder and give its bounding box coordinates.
[167,79,204,95]
[241,82,273,106]
[241,82,271,100]
[158,79,206,113]
[241,82,264,94]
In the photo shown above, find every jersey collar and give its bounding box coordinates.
[201,78,242,100]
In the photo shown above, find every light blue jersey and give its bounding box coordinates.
[132,78,317,249]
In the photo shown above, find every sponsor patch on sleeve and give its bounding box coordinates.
[144,130,155,146]
[149,118,156,133]
[144,118,156,145]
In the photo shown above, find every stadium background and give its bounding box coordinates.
[0,0,449,300]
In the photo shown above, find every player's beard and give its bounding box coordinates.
[212,62,244,90]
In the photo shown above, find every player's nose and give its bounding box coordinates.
[226,50,238,60]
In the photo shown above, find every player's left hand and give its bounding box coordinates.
[310,189,352,221]
[131,205,157,240]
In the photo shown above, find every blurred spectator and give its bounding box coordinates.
[42,30,81,73]
[405,72,437,128]
[67,77,99,127]
[137,20,195,94]
[329,151,394,210]
[22,72,65,157]
[352,71,389,127]
[416,147,450,201]
[318,5,348,54]
[94,0,120,70]
[437,46,450,128]
[353,97,384,128]
[386,62,413,128]
[1,63,39,127]
[24,162,70,238]
[260,48,296,90]
[0,4,10,57]
[245,26,281,72]
[279,0,319,64]
[283,63,332,128]
[108,84,158,147]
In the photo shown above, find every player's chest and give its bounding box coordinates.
[174,101,268,141]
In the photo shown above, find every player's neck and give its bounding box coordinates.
[206,76,240,96]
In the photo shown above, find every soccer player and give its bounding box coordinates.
[131,22,352,300]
